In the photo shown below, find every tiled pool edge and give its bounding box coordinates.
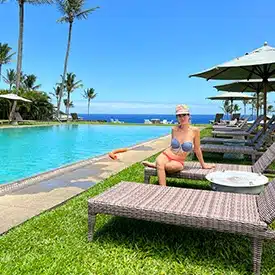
[0,134,169,196]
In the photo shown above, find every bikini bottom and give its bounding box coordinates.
[162,152,184,166]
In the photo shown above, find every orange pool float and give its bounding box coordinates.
[108,148,128,160]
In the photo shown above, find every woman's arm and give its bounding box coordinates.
[193,127,215,169]
[171,126,176,139]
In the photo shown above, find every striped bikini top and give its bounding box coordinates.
[171,138,193,153]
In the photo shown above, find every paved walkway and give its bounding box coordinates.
[0,135,170,235]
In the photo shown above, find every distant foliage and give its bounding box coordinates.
[0,90,53,120]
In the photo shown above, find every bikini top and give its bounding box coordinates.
[171,138,193,152]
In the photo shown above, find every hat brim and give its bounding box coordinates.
[176,111,189,115]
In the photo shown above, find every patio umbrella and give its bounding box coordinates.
[190,42,275,129]
[0,93,32,121]
[207,92,255,117]
[0,93,32,102]
[214,79,275,117]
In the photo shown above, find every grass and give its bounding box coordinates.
[0,127,275,274]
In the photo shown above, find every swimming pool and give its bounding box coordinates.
[0,125,170,184]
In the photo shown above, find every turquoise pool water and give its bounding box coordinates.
[0,125,170,184]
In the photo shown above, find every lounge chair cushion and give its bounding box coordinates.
[145,162,252,181]
[201,144,257,154]
[257,180,275,224]
[89,182,267,234]
[229,119,237,126]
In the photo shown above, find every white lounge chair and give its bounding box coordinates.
[144,119,153,124]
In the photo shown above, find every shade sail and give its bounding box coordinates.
[0,93,32,103]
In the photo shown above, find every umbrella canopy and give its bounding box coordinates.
[207,92,255,116]
[214,79,275,117]
[207,92,255,101]
[0,93,32,103]
[190,42,275,129]
[190,42,275,80]
[214,79,275,93]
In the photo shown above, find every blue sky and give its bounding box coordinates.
[1,0,275,114]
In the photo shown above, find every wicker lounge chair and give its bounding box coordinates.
[231,113,241,120]
[213,117,248,131]
[212,115,269,137]
[71,113,83,121]
[210,113,224,124]
[202,115,274,145]
[201,123,275,163]
[143,141,275,183]
[88,181,275,274]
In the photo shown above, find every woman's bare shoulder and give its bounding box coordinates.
[190,126,200,134]
[172,126,179,131]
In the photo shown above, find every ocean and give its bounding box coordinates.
[79,114,216,124]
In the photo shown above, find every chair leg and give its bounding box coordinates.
[88,211,97,242]
[144,172,151,184]
[252,154,256,164]
[252,237,263,275]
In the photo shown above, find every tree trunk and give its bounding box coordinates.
[88,99,90,115]
[57,22,73,119]
[9,0,24,121]
[67,92,70,118]
[0,64,2,81]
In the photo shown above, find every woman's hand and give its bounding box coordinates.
[202,163,215,169]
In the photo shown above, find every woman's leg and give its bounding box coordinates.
[165,161,184,173]
[156,153,170,186]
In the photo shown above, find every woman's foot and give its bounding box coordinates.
[142,161,157,168]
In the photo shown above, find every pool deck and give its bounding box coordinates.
[0,135,170,235]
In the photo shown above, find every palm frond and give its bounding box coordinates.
[76,7,99,20]
[73,80,83,89]
[33,84,42,90]
[57,16,70,23]
[3,53,16,64]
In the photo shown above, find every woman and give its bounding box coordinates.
[142,104,215,186]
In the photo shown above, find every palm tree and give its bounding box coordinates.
[0,43,15,81]
[220,100,231,119]
[7,0,53,121]
[232,103,241,114]
[63,99,74,108]
[242,99,250,116]
[23,74,41,91]
[63,73,82,117]
[83,88,96,115]
[56,0,99,118]
[268,104,274,114]
[3,69,16,91]
[50,84,62,106]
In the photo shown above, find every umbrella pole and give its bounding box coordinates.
[263,80,267,131]
[230,98,233,119]
[256,91,259,118]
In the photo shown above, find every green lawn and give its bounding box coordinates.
[0,127,275,275]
